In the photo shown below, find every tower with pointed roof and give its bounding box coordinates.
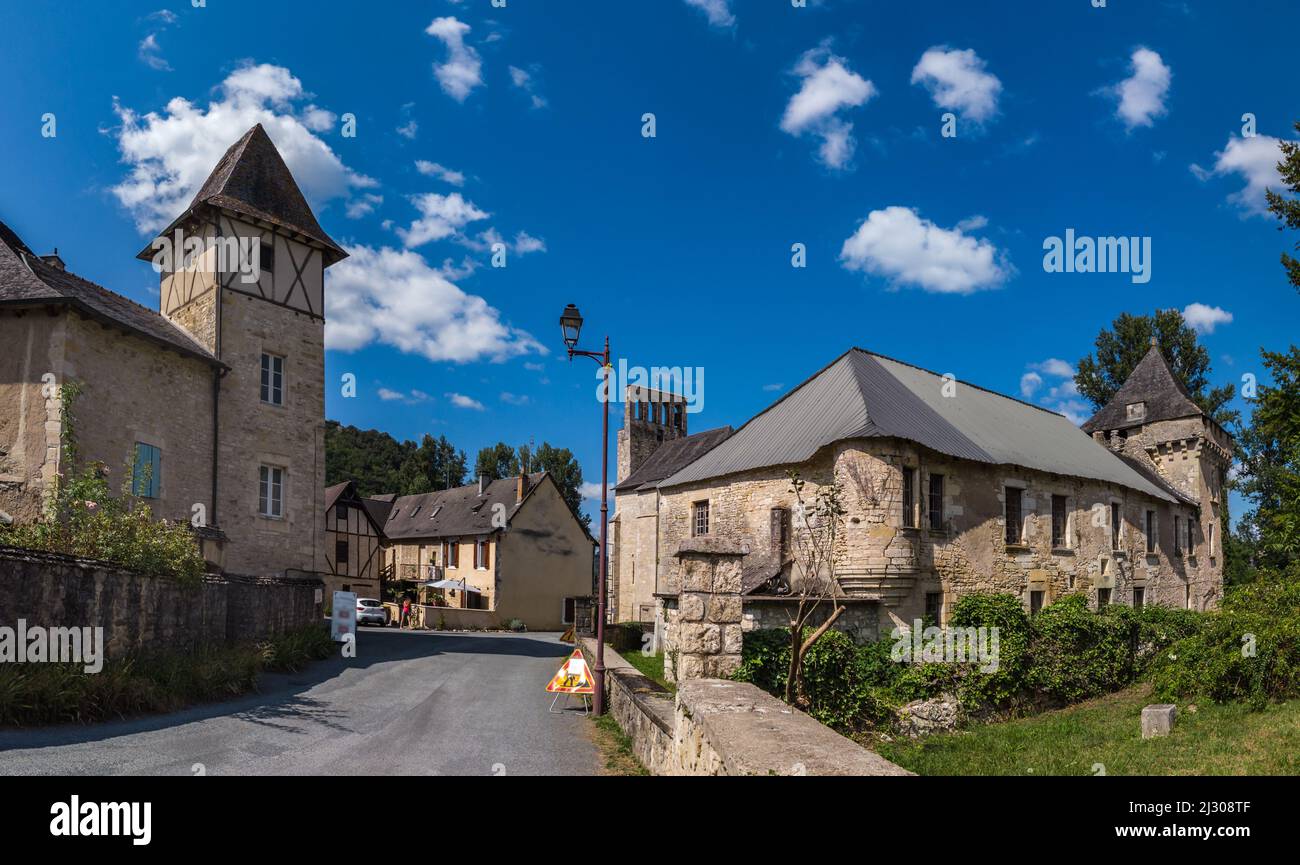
[139,124,348,576]
[1082,341,1234,596]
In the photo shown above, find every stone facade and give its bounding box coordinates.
[662,541,745,683]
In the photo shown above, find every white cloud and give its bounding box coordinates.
[910,46,1002,124]
[426,17,483,102]
[1022,359,1085,423]
[508,66,548,109]
[396,192,490,248]
[579,482,612,501]
[500,392,531,406]
[1108,47,1171,130]
[781,44,877,170]
[325,245,546,364]
[378,387,431,405]
[683,0,736,28]
[513,231,547,255]
[763,383,784,392]
[1030,358,1075,379]
[345,193,383,219]
[396,120,419,140]
[378,388,405,402]
[1192,134,1290,216]
[1182,302,1234,335]
[1019,371,1043,398]
[138,33,171,72]
[110,63,376,234]
[415,160,466,186]
[839,206,1012,294]
[445,393,486,411]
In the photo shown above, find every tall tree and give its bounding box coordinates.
[531,442,590,530]
[474,442,520,481]
[1265,120,1300,293]
[397,434,467,495]
[1075,309,1238,426]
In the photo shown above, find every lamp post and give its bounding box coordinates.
[559,303,610,715]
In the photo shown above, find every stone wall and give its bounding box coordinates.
[585,639,911,776]
[741,598,880,644]
[0,546,322,657]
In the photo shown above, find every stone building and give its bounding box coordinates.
[376,472,597,631]
[611,346,1230,669]
[0,124,343,577]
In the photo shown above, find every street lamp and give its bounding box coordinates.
[559,303,610,716]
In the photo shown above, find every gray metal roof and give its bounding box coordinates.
[659,349,1181,502]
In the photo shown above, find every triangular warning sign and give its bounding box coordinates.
[546,648,595,695]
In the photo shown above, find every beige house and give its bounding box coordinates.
[377,472,596,631]
[323,481,385,599]
[0,124,342,577]
[612,346,1230,644]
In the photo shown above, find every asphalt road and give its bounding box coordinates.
[0,629,601,776]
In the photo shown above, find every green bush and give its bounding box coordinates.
[1150,571,1300,708]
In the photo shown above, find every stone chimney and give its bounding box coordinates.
[40,249,66,271]
[516,473,531,503]
[478,474,488,496]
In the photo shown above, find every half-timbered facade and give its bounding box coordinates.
[324,481,385,598]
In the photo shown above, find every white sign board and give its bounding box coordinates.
[331,591,358,643]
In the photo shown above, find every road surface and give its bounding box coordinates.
[0,629,601,776]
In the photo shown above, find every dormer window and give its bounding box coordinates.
[1125,402,1146,422]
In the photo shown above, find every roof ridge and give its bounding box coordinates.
[855,347,1070,419]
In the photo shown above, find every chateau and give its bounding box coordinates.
[611,346,1231,645]
[0,125,340,577]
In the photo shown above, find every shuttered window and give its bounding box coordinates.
[928,474,945,531]
[132,443,161,499]
[1051,495,1068,548]
[1005,487,1023,544]
[902,467,916,528]
[770,507,791,558]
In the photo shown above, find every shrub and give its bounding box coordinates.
[1150,570,1300,708]
[947,593,1032,711]
[1025,596,1138,704]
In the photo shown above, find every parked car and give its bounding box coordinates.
[356,598,389,627]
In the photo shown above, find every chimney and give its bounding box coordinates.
[478,474,488,496]
[40,249,66,271]
[517,473,531,504]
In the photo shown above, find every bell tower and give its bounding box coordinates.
[139,125,348,577]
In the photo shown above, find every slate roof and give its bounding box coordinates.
[615,426,735,492]
[382,473,548,541]
[659,348,1183,503]
[0,219,222,366]
[1081,345,1204,434]
[326,481,387,534]
[135,124,347,265]
[362,494,395,529]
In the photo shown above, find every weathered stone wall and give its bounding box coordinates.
[0,311,65,524]
[0,546,323,658]
[656,435,1222,639]
[670,543,744,682]
[741,598,880,644]
[610,488,662,623]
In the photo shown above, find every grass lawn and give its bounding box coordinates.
[617,649,675,693]
[588,714,648,776]
[874,684,1300,776]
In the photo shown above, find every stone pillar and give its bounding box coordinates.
[671,539,748,682]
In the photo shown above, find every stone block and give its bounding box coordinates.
[679,592,706,622]
[721,624,744,654]
[1141,703,1177,739]
[677,622,720,654]
[706,595,742,624]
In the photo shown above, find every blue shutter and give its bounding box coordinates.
[133,445,147,497]
[149,446,161,498]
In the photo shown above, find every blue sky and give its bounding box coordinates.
[1,0,1296,521]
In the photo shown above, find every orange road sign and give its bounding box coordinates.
[559,626,576,644]
[546,648,595,695]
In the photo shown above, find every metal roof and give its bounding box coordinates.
[660,348,1181,502]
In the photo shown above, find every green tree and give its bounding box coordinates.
[531,442,590,530]
[474,442,520,481]
[1236,349,1300,567]
[1264,120,1300,293]
[1075,309,1238,426]
[396,434,467,495]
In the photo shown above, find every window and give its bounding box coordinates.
[1097,587,1111,609]
[928,474,945,531]
[1133,587,1145,610]
[335,539,349,568]
[1174,516,1181,554]
[1145,510,1157,554]
[260,353,284,406]
[132,443,161,499]
[1110,502,1121,550]
[1030,590,1045,616]
[1125,402,1146,422]
[1187,519,1195,557]
[902,467,916,528]
[1208,521,1215,557]
[444,541,460,569]
[475,539,490,570]
[1005,486,1023,544]
[770,507,791,558]
[562,597,577,625]
[336,502,348,522]
[924,592,943,626]
[259,240,275,277]
[693,501,710,537]
[1051,495,1068,548]
[259,466,284,518]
